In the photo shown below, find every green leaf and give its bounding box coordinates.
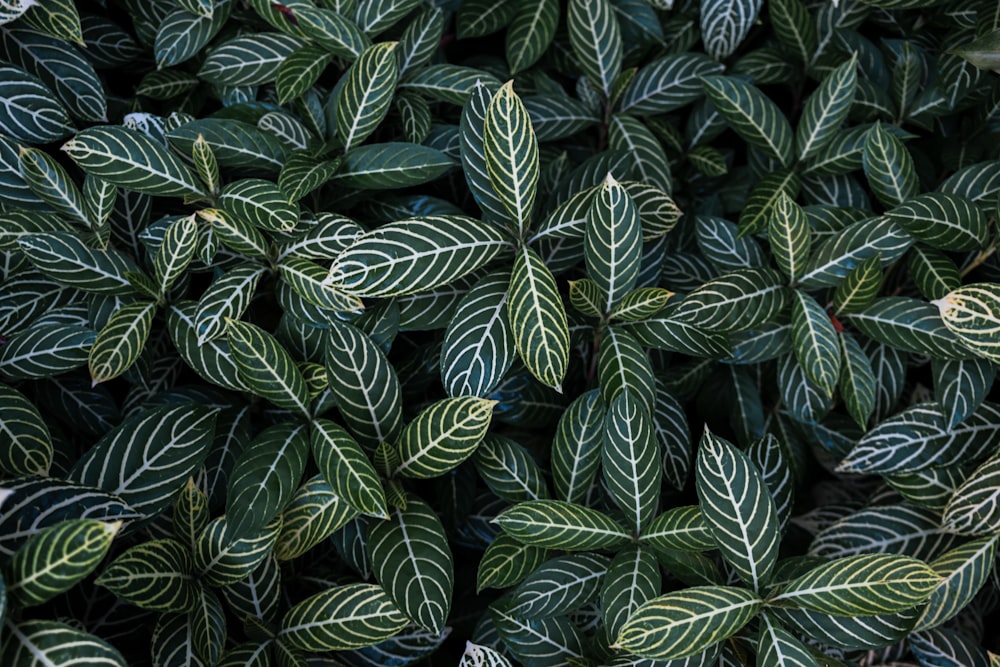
[198,32,301,85]
[567,0,621,96]
[770,553,941,615]
[154,214,198,296]
[193,515,281,587]
[394,396,496,479]
[0,65,74,144]
[278,151,342,202]
[862,123,919,208]
[0,383,52,476]
[96,538,199,612]
[325,320,404,447]
[738,168,801,237]
[603,389,660,534]
[908,246,960,302]
[88,299,157,384]
[837,402,1000,474]
[368,495,454,634]
[155,6,231,69]
[697,430,780,591]
[833,254,882,315]
[311,418,387,518]
[328,215,509,297]
[441,270,516,398]
[331,142,455,189]
[0,477,138,560]
[586,174,642,309]
[602,546,661,640]
[640,506,716,552]
[473,434,550,503]
[552,389,604,503]
[174,479,209,551]
[62,126,205,198]
[460,80,508,225]
[490,600,584,665]
[506,0,559,74]
[505,552,608,619]
[279,583,408,651]
[192,265,266,345]
[274,472,359,560]
[942,452,1000,535]
[17,147,88,224]
[68,404,217,518]
[610,287,675,322]
[197,209,270,260]
[886,193,988,251]
[702,75,793,167]
[485,80,539,237]
[276,43,333,104]
[790,291,840,395]
[337,41,399,152]
[809,503,955,560]
[756,612,821,667]
[796,56,857,162]
[933,358,996,429]
[915,535,999,631]
[672,268,789,333]
[280,256,364,313]
[167,118,286,174]
[397,64,500,106]
[838,331,877,429]
[768,193,810,283]
[620,53,724,115]
[220,178,300,233]
[7,519,119,607]
[19,231,143,295]
[598,326,656,413]
[457,0,515,39]
[0,620,127,667]
[508,246,570,390]
[768,0,816,65]
[226,319,311,416]
[294,6,370,58]
[614,585,762,659]
[226,422,309,541]
[477,533,549,592]
[700,0,763,60]
[0,323,95,380]
[495,500,631,551]
[849,296,972,360]
[608,114,672,193]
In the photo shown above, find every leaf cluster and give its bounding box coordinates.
[2,0,1000,666]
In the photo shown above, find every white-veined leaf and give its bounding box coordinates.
[700,0,763,60]
[368,495,454,634]
[279,583,408,651]
[327,215,511,297]
[337,41,399,152]
[508,246,570,390]
[614,585,762,659]
[769,553,941,615]
[63,125,205,197]
[696,430,780,591]
[485,80,538,237]
[68,404,217,518]
[567,0,621,96]
[325,319,404,447]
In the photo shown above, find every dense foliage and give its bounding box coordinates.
[3,0,1000,665]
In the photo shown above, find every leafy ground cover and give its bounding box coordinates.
[2,0,1000,665]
